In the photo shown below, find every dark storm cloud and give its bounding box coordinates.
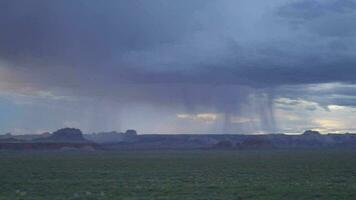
[1,0,356,89]
[278,0,356,21]
[278,0,356,38]
[1,0,356,133]
[0,0,205,66]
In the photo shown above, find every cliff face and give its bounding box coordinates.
[34,128,87,143]
[49,128,86,142]
[0,128,98,150]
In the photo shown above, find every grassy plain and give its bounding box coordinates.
[1,150,356,200]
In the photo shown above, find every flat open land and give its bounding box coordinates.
[1,150,356,200]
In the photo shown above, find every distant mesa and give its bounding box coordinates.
[85,129,138,144]
[124,129,137,136]
[0,128,99,150]
[2,128,356,151]
[303,130,321,136]
[50,128,85,141]
[35,128,88,143]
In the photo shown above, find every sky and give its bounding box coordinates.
[1,0,356,134]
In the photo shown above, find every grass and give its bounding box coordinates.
[1,150,356,200]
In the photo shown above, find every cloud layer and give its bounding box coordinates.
[1,0,356,134]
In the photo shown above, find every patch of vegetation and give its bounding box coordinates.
[1,150,356,200]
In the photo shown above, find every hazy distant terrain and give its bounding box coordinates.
[1,150,356,200]
[2,128,356,151]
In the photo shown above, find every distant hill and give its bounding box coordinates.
[2,129,356,151]
[85,129,138,144]
[100,130,356,150]
[49,128,86,142]
[303,130,322,136]
[0,128,99,151]
[35,128,88,143]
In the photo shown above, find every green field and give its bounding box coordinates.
[1,150,356,200]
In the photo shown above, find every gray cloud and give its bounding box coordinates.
[1,0,356,133]
[1,0,356,86]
